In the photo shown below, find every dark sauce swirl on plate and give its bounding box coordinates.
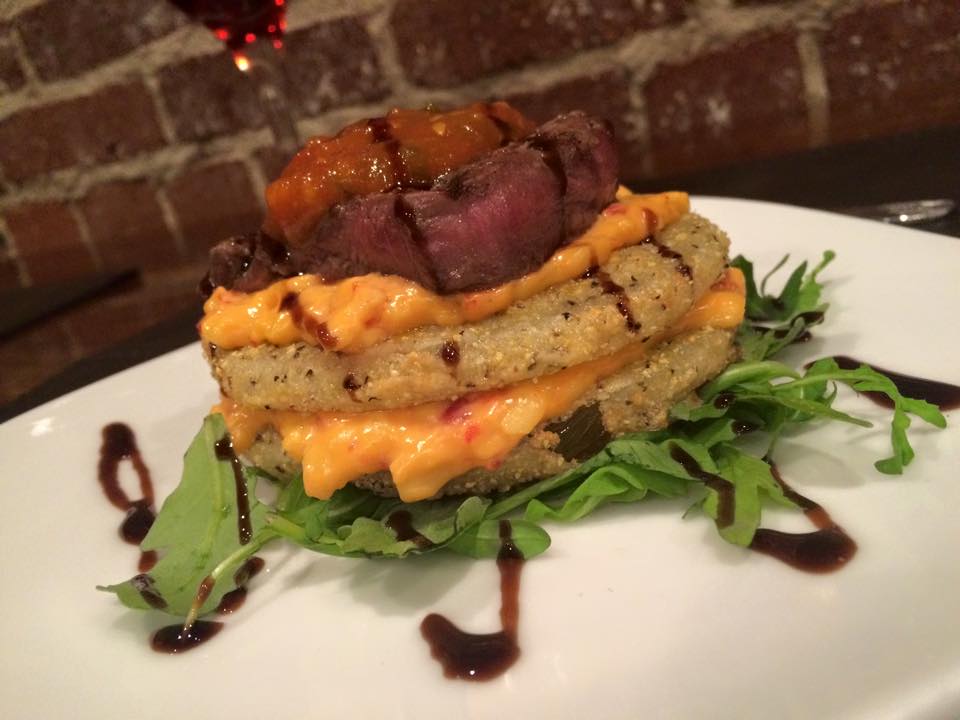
[421,520,523,680]
[97,423,158,572]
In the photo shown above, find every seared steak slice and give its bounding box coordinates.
[206,232,291,295]
[206,111,618,295]
[406,143,563,292]
[532,112,619,238]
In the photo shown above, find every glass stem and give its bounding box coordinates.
[243,40,302,157]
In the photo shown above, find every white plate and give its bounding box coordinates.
[1,198,958,720]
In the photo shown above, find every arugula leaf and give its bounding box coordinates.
[733,250,834,323]
[517,437,792,548]
[802,358,946,473]
[99,415,275,616]
[265,483,557,561]
[694,357,944,464]
[732,251,834,362]
[524,461,685,523]
[704,446,792,545]
[447,519,551,559]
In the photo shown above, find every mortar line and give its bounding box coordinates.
[364,2,413,100]
[0,129,270,209]
[0,213,30,285]
[239,155,270,211]
[65,201,104,272]
[142,72,179,146]
[154,185,188,259]
[0,0,45,23]
[797,31,830,147]
[6,23,40,87]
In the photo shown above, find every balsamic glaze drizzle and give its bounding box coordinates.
[385,510,434,549]
[367,117,410,188]
[150,555,266,653]
[713,392,734,409]
[420,520,523,680]
[97,423,158,572]
[749,460,857,573]
[827,355,960,411]
[439,340,461,367]
[151,621,224,654]
[583,265,640,332]
[615,206,687,280]
[214,435,252,545]
[670,446,735,528]
[132,573,167,610]
[640,235,692,278]
[368,107,519,192]
[280,291,337,348]
[343,372,363,402]
[216,557,267,614]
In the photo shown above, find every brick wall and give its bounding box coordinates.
[1,0,959,405]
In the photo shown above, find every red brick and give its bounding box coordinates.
[0,82,166,183]
[64,262,204,355]
[0,253,22,290]
[822,0,960,143]
[159,51,266,141]
[0,34,26,92]
[392,0,685,88]
[3,201,97,284]
[14,0,184,81]
[78,180,179,272]
[644,31,808,176]
[62,294,148,357]
[70,83,167,165]
[282,17,389,117]
[165,161,263,259]
[0,108,74,183]
[0,317,77,405]
[504,69,647,178]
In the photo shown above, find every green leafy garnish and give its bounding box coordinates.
[99,414,274,615]
[264,487,547,559]
[101,252,947,622]
[733,250,834,322]
[732,250,834,362]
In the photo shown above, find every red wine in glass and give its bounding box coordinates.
[169,0,287,65]
[168,0,300,154]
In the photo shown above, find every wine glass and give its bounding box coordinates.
[168,0,302,156]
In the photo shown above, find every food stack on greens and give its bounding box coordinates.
[101,102,946,653]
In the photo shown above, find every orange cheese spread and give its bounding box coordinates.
[217,267,745,503]
[200,190,691,353]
